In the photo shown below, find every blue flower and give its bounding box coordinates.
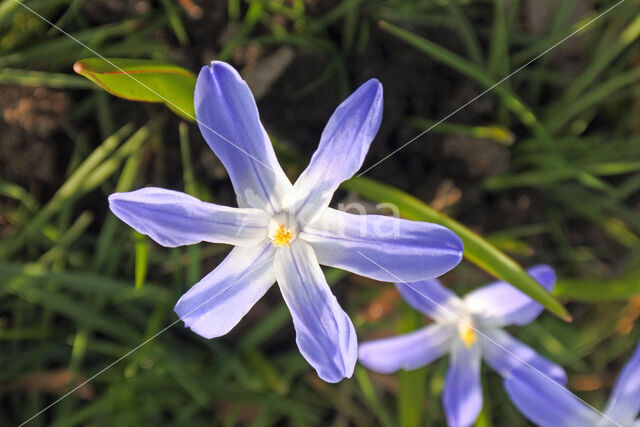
[505,340,640,427]
[108,61,464,383]
[359,265,566,425]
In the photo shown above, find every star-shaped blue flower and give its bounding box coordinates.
[506,340,640,427]
[359,265,566,424]
[108,61,464,382]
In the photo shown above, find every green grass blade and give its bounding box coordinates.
[179,122,198,197]
[217,0,264,61]
[488,0,509,79]
[37,211,93,266]
[396,304,426,427]
[355,366,395,427]
[526,0,578,103]
[445,2,483,65]
[0,180,39,212]
[133,231,149,291]
[159,0,189,45]
[0,68,94,88]
[82,125,152,195]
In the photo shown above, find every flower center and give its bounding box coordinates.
[270,224,296,247]
[268,213,298,247]
[458,323,477,348]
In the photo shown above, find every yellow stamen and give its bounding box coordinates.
[270,224,295,247]
[459,324,476,348]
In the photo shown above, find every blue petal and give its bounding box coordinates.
[604,341,640,425]
[274,240,357,383]
[284,79,383,223]
[301,208,463,282]
[480,328,567,383]
[109,188,270,247]
[358,324,453,374]
[195,61,292,212]
[504,367,601,427]
[174,242,275,338]
[443,341,483,427]
[463,265,556,326]
[395,278,463,322]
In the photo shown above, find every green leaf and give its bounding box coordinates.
[134,231,149,290]
[74,57,196,120]
[342,176,571,321]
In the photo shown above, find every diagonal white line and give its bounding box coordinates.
[18,252,276,427]
[357,0,628,177]
[355,250,621,426]
[10,0,275,175]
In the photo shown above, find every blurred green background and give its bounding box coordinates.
[1,0,639,425]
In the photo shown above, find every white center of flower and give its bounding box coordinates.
[268,213,298,247]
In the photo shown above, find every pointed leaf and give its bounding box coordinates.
[74,57,196,120]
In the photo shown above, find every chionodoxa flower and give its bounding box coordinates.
[109,61,464,382]
[506,340,640,427]
[358,265,566,425]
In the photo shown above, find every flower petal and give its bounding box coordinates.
[443,341,483,427]
[195,61,292,212]
[395,278,463,322]
[301,208,463,282]
[358,324,454,374]
[604,341,640,424]
[504,367,601,427]
[174,242,275,338]
[109,187,270,247]
[284,79,383,223]
[274,240,357,383]
[463,265,556,326]
[480,328,566,383]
